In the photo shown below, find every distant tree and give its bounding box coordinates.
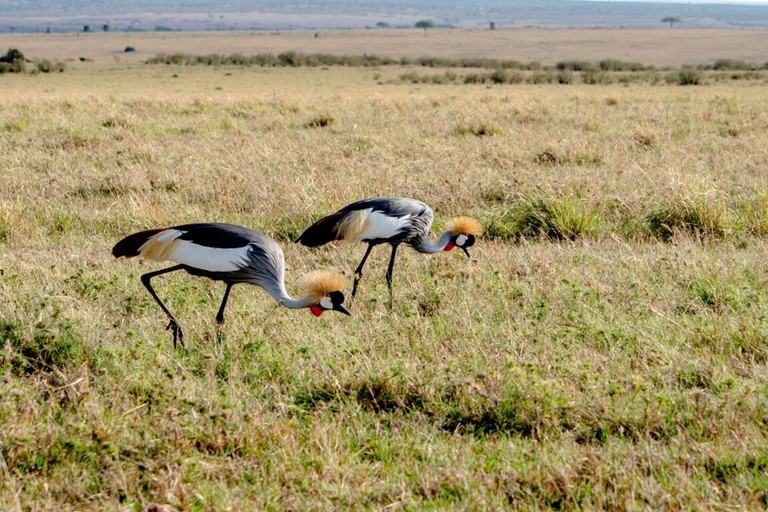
[83,25,91,32]
[415,19,434,36]
[662,16,681,28]
[103,23,110,32]
[376,21,391,28]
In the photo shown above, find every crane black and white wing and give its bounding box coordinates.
[297,197,434,247]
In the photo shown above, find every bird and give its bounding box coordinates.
[297,197,483,302]
[112,222,350,347]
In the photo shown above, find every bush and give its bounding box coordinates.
[0,47,26,73]
[599,59,647,72]
[673,69,701,85]
[35,59,65,73]
[582,70,613,85]
[712,59,753,71]
[529,71,556,84]
[489,69,525,84]
[556,60,595,72]
[558,70,573,84]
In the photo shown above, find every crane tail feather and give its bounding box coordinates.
[297,212,347,247]
[112,228,168,258]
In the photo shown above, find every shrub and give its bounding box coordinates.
[712,59,753,71]
[582,70,613,85]
[35,59,65,73]
[463,73,487,84]
[529,71,556,84]
[599,59,648,72]
[489,69,524,84]
[558,70,573,84]
[672,69,701,85]
[556,60,595,72]
[0,47,26,73]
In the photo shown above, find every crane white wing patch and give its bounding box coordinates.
[365,210,412,240]
[340,208,412,241]
[139,229,249,272]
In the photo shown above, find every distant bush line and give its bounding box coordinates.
[143,52,767,85]
[145,51,548,69]
[145,51,768,73]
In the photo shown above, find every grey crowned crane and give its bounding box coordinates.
[297,197,483,301]
[112,223,350,347]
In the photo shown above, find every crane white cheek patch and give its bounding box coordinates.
[456,234,468,246]
[320,296,334,310]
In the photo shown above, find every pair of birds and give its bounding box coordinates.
[113,197,483,346]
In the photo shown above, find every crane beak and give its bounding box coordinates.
[334,303,352,316]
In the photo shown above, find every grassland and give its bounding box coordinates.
[1,55,768,510]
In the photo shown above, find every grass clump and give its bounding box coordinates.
[738,193,768,236]
[645,194,730,241]
[487,190,602,241]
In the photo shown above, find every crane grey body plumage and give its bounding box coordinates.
[297,197,482,301]
[113,223,349,347]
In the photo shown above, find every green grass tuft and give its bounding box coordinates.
[487,190,602,241]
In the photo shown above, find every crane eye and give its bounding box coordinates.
[319,296,334,310]
[456,234,468,246]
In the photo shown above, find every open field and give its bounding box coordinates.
[3,28,768,68]
[2,57,768,509]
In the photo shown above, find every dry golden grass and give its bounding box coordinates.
[3,27,768,68]
[1,61,768,510]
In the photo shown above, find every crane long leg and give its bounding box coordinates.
[215,283,234,345]
[140,264,185,348]
[352,243,374,299]
[215,283,234,325]
[385,244,399,309]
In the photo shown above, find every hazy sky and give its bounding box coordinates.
[576,0,768,3]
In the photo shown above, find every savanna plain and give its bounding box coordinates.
[2,34,768,511]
